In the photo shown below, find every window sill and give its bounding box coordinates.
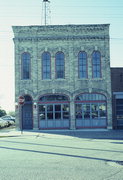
[41,79,52,81]
[55,78,66,81]
[21,79,32,81]
[78,78,104,81]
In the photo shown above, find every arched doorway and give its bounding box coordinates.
[22,95,33,129]
[75,93,107,128]
[38,94,70,129]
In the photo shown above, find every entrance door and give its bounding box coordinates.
[75,93,107,129]
[76,103,107,128]
[22,104,33,129]
[39,104,70,129]
[38,94,70,129]
[21,95,33,130]
[116,99,123,129]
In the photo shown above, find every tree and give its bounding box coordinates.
[8,111,15,117]
[0,107,6,117]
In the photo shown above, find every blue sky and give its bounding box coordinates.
[0,0,123,112]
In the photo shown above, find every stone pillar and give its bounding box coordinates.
[33,103,39,130]
[70,100,76,130]
[107,97,113,129]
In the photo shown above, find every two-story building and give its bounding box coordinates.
[13,24,112,130]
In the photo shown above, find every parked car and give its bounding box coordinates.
[1,115,15,122]
[0,118,8,128]
[1,115,15,126]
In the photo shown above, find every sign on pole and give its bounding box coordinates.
[18,96,25,105]
[18,96,25,134]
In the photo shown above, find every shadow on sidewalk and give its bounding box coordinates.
[26,129,123,140]
[1,127,123,140]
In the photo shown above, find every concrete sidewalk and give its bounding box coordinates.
[0,127,123,140]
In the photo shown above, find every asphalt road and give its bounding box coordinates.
[0,129,123,180]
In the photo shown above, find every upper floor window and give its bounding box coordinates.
[92,51,101,78]
[78,51,87,78]
[55,52,65,79]
[21,52,31,79]
[42,52,51,79]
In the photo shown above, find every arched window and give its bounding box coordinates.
[55,52,65,79]
[78,51,87,78]
[39,94,69,102]
[42,52,51,79]
[75,93,106,101]
[21,52,31,79]
[24,95,32,103]
[92,51,101,78]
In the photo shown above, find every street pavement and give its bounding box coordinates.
[0,128,123,180]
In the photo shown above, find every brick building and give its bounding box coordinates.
[13,24,112,130]
[111,68,123,129]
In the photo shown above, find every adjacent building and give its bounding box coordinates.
[111,68,123,129]
[13,24,112,130]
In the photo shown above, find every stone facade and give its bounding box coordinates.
[13,24,112,130]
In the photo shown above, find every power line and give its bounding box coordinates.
[1,13,123,16]
[0,16,123,20]
[0,5,123,8]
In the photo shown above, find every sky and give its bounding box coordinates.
[0,0,123,112]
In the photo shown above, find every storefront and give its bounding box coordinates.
[19,93,108,130]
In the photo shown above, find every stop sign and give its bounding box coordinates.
[18,96,25,105]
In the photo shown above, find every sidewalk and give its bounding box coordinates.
[0,127,21,137]
[0,127,123,140]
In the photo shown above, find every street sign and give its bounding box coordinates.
[18,96,25,105]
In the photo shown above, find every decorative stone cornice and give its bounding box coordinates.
[12,24,110,42]
[13,35,109,42]
[12,24,110,33]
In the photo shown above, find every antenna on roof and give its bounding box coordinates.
[41,0,51,26]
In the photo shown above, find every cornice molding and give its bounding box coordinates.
[13,35,109,42]
[12,24,109,33]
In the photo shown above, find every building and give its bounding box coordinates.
[111,68,123,129]
[12,24,112,130]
